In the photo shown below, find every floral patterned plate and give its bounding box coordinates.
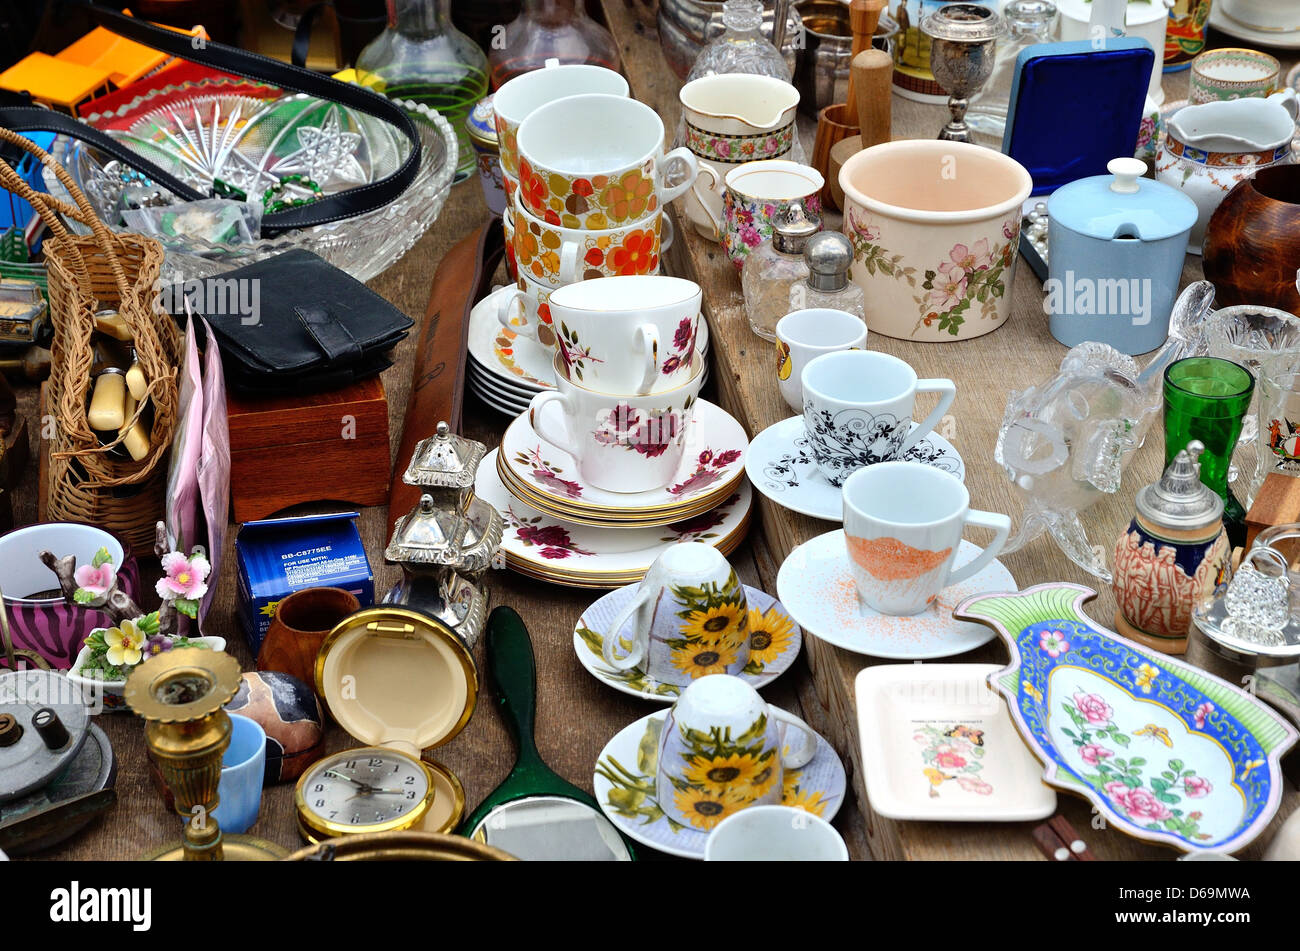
[477,450,753,587]
[593,709,845,859]
[956,583,1299,854]
[573,585,802,701]
[777,532,1015,660]
[855,663,1056,821]
[499,398,748,519]
[745,416,965,522]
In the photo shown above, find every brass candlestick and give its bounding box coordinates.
[124,648,286,861]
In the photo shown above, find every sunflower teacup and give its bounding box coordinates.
[657,674,818,831]
[603,543,750,686]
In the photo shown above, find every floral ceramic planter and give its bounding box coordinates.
[839,141,1031,342]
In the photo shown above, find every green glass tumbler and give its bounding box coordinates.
[1164,356,1255,547]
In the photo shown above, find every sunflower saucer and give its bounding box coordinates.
[574,585,803,701]
[593,710,846,860]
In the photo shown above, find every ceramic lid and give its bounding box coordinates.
[403,422,487,492]
[1048,158,1198,242]
[315,607,478,758]
[1136,440,1224,532]
[466,96,498,150]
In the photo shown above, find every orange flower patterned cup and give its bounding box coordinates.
[515,94,700,230]
[841,462,1010,617]
[510,197,672,288]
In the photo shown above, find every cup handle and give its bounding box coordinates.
[770,706,818,770]
[497,288,538,342]
[602,585,654,671]
[901,379,956,455]
[690,166,723,241]
[661,214,675,254]
[659,146,701,205]
[945,510,1012,588]
[559,240,581,284]
[528,391,580,457]
[635,323,660,395]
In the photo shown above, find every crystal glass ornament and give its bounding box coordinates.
[741,199,819,340]
[965,0,1056,140]
[488,0,621,87]
[356,0,489,180]
[686,0,793,82]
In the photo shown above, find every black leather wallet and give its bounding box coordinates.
[169,249,412,392]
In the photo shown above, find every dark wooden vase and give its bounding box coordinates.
[1202,164,1300,316]
[256,587,361,692]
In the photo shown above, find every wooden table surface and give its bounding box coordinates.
[13,8,1300,861]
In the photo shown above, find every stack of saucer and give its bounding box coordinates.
[467,286,710,416]
[482,276,750,588]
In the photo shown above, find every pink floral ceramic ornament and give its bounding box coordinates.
[72,550,118,603]
[156,549,211,618]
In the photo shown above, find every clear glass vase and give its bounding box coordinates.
[488,0,621,88]
[686,0,792,82]
[965,0,1056,140]
[357,0,489,180]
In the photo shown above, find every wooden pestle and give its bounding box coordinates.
[814,0,887,209]
[844,0,887,122]
[829,48,894,209]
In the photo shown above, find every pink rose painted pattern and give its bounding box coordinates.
[683,121,795,164]
[915,723,991,799]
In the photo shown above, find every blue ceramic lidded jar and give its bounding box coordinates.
[1046,157,1197,355]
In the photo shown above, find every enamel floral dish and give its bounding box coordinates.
[477,451,752,587]
[956,583,1299,854]
[574,585,802,700]
[777,532,1015,659]
[498,398,747,525]
[593,709,845,859]
[745,416,965,522]
[855,663,1056,821]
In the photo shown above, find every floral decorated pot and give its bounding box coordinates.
[511,200,667,288]
[719,159,823,269]
[838,140,1032,342]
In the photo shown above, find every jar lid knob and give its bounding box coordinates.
[1108,157,1145,195]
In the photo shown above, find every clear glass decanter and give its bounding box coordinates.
[488,0,621,88]
[741,200,820,340]
[965,0,1057,140]
[686,0,792,82]
[356,0,490,180]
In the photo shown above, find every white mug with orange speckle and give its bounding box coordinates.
[841,462,1009,616]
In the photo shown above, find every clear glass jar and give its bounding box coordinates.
[741,200,820,340]
[686,0,792,82]
[790,231,865,319]
[357,0,490,180]
[488,0,621,88]
[965,0,1057,140]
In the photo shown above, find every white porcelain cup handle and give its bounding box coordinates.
[661,214,675,254]
[497,288,538,341]
[602,584,655,670]
[770,706,818,769]
[528,391,581,458]
[901,379,956,454]
[635,323,661,395]
[1269,88,1299,121]
[558,241,581,284]
[945,510,1012,588]
[659,146,701,205]
[690,166,723,241]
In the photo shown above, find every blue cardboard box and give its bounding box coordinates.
[236,512,374,656]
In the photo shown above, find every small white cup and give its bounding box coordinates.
[775,308,868,414]
[801,350,956,486]
[705,805,849,861]
[841,461,1010,616]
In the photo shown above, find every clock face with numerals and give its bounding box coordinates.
[295,747,435,838]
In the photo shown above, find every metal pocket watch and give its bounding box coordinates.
[294,607,477,842]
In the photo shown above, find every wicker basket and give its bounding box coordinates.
[0,128,180,552]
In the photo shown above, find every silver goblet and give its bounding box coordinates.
[921,3,1005,143]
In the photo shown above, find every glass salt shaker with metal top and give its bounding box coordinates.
[791,230,865,319]
[740,199,821,340]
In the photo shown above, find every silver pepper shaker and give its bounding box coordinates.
[791,231,866,319]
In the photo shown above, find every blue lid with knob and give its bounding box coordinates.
[1048,158,1198,242]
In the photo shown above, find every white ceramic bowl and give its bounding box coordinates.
[704,805,849,860]
[67,635,227,713]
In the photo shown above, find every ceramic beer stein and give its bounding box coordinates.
[657,674,818,830]
[602,543,750,686]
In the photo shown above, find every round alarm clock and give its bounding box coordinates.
[294,608,477,841]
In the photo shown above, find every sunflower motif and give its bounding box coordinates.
[670,640,738,679]
[679,601,748,646]
[672,786,747,831]
[747,604,796,666]
[682,752,771,795]
[783,787,830,816]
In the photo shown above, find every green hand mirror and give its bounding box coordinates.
[460,606,635,861]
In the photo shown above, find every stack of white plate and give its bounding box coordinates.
[467,286,710,416]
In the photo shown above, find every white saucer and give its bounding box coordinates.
[1209,7,1300,49]
[776,532,1016,660]
[745,416,965,523]
[593,709,846,860]
[573,584,802,701]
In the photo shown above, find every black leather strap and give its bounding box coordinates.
[0,2,423,238]
[297,303,362,364]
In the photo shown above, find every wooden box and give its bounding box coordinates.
[227,376,391,522]
[1245,472,1300,551]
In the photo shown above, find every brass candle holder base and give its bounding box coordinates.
[145,836,288,861]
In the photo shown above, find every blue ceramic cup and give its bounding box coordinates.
[212,714,267,834]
